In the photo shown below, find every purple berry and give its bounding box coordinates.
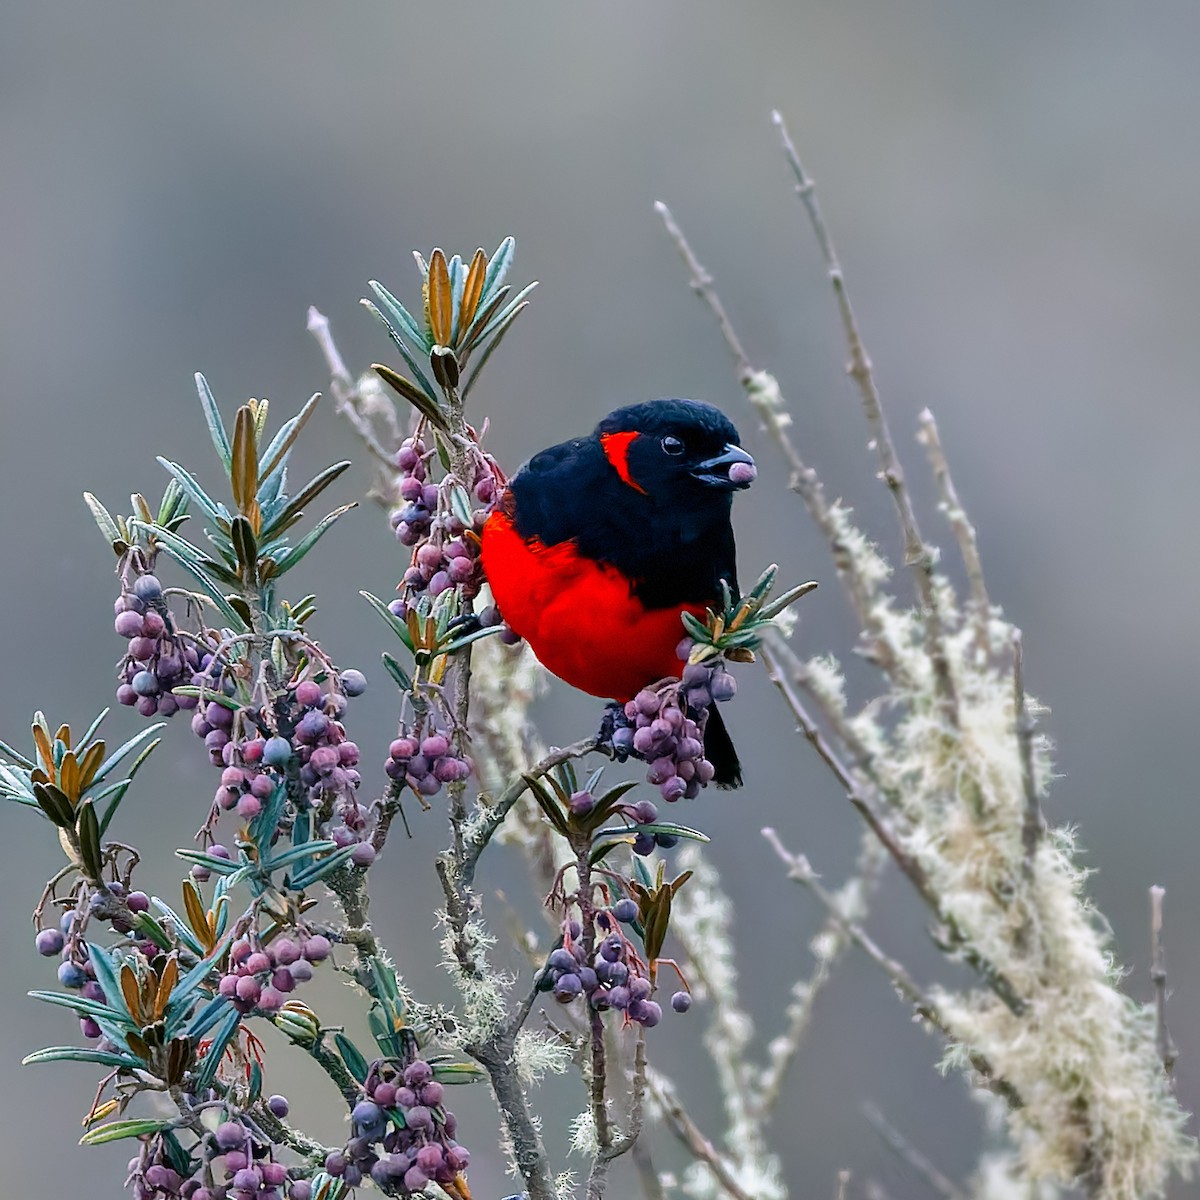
[35,928,64,956]
[671,990,692,1013]
[215,1121,245,1151]
[262,737,292,767]
[612,898,638,924]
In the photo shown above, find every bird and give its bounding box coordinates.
[480,398,756,787]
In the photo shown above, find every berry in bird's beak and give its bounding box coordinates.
[691,443,757,489]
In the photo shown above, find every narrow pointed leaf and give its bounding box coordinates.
[93,724,166,786]
[480,236,515,304]
[381,652,413,692]
[81,1119,171,1146]
[461,299,531,398]
[259,461,351,539]
[77,799,103,878]
[427,249,452,347]
[361,592,415,650]
[457,248,488,342]
[373,363,450,431]
[195,374,232,472]
[23,1046,142,1070]
[155,459,229,527]
[367,281,428,350]
[362,300,440,402]
[258,392,320,482]
[334,1033,369,1084]
[192,1007,241,1094]
[266,505,356,577]
[83,492,123,548]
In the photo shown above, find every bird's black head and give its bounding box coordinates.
[594,399,756,502]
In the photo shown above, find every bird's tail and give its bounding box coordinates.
[703,703,743,789]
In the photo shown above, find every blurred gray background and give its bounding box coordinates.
[3,3,1199,1197]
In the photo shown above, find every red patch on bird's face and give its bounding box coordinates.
[599,432,647,494]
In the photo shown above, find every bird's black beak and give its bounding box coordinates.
[691,443,757,489]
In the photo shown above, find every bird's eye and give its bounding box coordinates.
[661,435,685,456]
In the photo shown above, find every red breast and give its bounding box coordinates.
[481,509,703,703]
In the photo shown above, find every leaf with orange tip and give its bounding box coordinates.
[428,249,453,348]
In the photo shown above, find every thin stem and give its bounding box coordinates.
[1150,885,1178,1076]
[1011,631,1042,876]
[760,639,1027,1017]
[655,200,901,677]
[772,111,959,722]
[762,828,1021,1108]
[917,409,991,652]
[647,1070,755,1200]
[462,737,600,888]
[862,1103,967,1200]
[307,306,397,467]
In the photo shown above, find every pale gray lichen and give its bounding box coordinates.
[807,495,1196,1198]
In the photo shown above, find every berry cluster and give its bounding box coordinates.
[679,655,738,708]
[182,1114,295,1200]
[613,685,714,802]
[385,724,472,801]
[115,574,200,717]
[538,908,689,1026]
[389,434,501,609]
[323,1058,470,1195]
[191,674,373,857]
[216,933,330,1015]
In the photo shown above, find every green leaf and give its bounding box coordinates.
[186,994,231,1040]
[131,910,174,952]
[76,799,103,878]
[287,843,359,891]
[259,461,351,539]
[155,459,230,527]
[82,492,124,549]
[334,1033,369,1084]
[192,1006,241,1093]
[96,738,161,836]
[373,363,450,431]
[258,392,320,483]
[169,932,234,1013]
[93,723,167,787]
[362,300,440,403]
[265,839,337,872]
[23,1045,143,1070]
[141,525,246,627]
[361,592,415,651]
[175,849,243,876]
[85,942,130,1016]
[32,781,74,828]
[230,515,258,582]
[366,280,428,350]
[680,610,709,641]
[195,374,233,473]
[524,775,570,838]
[461,297,532,398]
[266,505,356,577]
[480,236,515,305]
[28,990,132,1026]
[0,736,36,771]
[81,1118,171,1146]
[380,652,413,692]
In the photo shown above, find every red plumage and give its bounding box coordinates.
[480,398,756,786]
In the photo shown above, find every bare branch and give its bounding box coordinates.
[647,1070,756,1200]
[917,408,991,651]
[1150,885,1178,1076]
[772,111,959,721]
[1011,630,1043,875]
[862,1103,967,1200]
[761,828,1022,1108]
[655,200,902,676]
[307,305,398,467]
